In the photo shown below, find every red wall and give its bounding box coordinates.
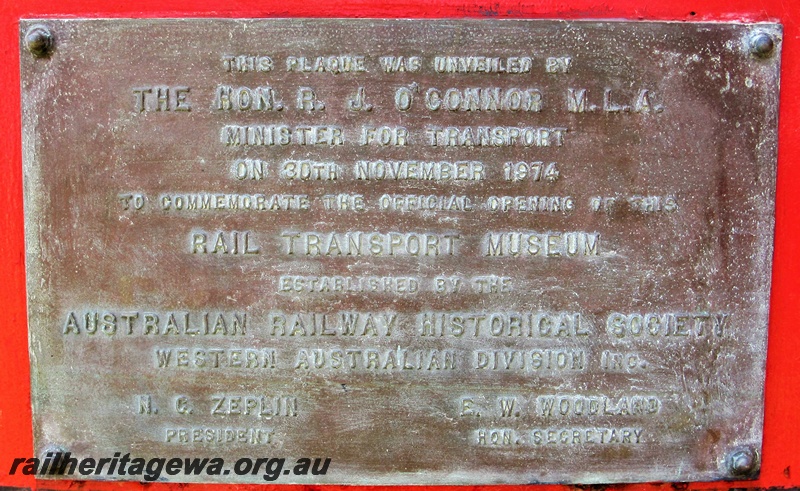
[2,1,799,490]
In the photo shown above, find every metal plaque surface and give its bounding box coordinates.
[21,19,781,485]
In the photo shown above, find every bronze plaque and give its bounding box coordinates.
[21,19,781,484]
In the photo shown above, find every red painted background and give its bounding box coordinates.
[1,1,798,490]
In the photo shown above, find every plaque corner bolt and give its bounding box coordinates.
[40,443,69,460]
[26,24,54,58]
[749,32,775,58]
[726,445,760,477]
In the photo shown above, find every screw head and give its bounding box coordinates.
[727,446,759,477]
[25,25,54,58]
[749,32,775,57]
[39,444,69,461]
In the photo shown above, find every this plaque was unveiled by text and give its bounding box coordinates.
[21,19,781,484]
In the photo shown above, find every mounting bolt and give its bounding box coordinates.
[749,32,775,58]
[727,446,759,477]
[25,25,54,58]
[39,444,69,468]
